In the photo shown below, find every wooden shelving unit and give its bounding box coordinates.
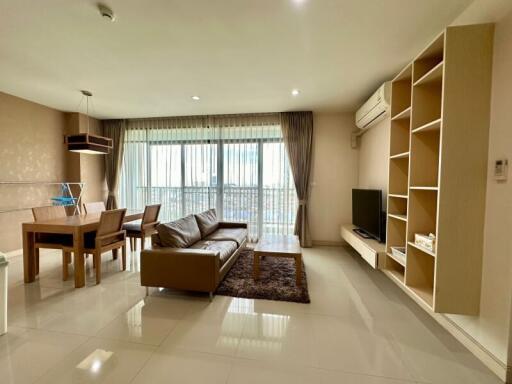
[384,24,494,315]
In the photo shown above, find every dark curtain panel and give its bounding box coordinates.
[103,120,126,209]
[280,111,313,247]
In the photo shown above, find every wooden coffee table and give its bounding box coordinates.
[253,235,303,287]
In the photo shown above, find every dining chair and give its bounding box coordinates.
[82,208,127,284]
[32,206,74,280]
[122,204,161,251]
[83,201,106,214]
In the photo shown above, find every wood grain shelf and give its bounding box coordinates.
[385,24,493,315]
[388,213,407,222]
[388,194,408,199]
[390,152,409,159]
[412,118,441,134]
[408,241,436,257]
[410,186,438,191]
[414,61,444,86]
[391,106,411,121]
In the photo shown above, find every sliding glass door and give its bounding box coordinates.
[120,119,297,240]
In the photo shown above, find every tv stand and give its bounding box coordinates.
[341,224,386,269]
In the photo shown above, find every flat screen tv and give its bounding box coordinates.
[352,189,385,242]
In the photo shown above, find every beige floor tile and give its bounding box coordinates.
[96,296,191,345]
[0,327,89,384]
[131,348,232,384]
[33,337,156,384]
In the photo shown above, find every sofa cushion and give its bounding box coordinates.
[190,240,237,266]
[194,209,219,238]
[205,227,247,247]
[157,215,201,248]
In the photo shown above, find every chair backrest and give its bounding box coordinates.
[84,201,106,214]
[97,209,126,236]
[32,206,67,221]
[142,204,161,225]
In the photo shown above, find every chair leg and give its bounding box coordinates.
[121,245,126,271]
[209,292,214,302]
[35,248,40,276]
[141,235,146,250]
[67,253,72,264]
[112,248,118,260]
[95,251,101,284]
[92,253,96,269]
[62,251,68,281]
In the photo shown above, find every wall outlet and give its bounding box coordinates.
[494,158,508,181]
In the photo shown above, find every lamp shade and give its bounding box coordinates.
[65,133,112,155]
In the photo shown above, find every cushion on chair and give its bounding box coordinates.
[190,240,237,266]
[157,215,202,248]
[123,220,142,233]
[194,209,219,238]
[205,228,248,247]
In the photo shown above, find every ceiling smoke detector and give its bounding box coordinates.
[98,4,115,22]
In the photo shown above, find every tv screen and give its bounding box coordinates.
[352,189,384,241]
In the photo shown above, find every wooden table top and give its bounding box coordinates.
[254,234,301,255]
[22,210,143,231]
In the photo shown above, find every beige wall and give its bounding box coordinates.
[0,93,106,252]
[309,112,358,244]
[357,118,390,208]
[0,92,67,252]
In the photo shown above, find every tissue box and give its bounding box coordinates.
[415,234,435,251]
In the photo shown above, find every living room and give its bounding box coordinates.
[0,0,511,383]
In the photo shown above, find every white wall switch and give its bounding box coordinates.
[494,158,508,181]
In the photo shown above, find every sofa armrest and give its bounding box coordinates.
[140,246,221,292]
[218,221,248,229]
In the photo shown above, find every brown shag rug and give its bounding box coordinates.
[216,248,310,303]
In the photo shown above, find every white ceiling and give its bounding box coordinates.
[0,0,474,119]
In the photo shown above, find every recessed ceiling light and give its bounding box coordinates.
[291,89,300,96]
[191,96,200,101]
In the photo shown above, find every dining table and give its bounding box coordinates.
[22,209,143,288]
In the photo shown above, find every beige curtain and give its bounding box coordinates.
[280,112,313,247]
[103,120,126,209]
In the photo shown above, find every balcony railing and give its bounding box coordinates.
[121,186,297,240]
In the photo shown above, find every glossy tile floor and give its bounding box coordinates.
[1,246,502,384]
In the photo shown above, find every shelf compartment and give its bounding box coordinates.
[411,80,442,130]
[390,152,409,159]
[391,65,412,118]
[412,118,441,134]
[390,118,410,154]
[388,157,409,196]
[413,32,444,83]
[386,216,406,254]
[407,189,438,244]
[391,106,411,121]
[384,256,405,284]
[414,62,443,87]
[387,250,406,267]
[405,245,435,308]
[388,213,407,222]
[408,241,435,257]
[409,129,440,187]
[388,195,407,216]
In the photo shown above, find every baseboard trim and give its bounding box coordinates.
[382,270,508,382]
[312,240,344,247]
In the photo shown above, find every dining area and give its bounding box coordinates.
[22,203,161,288]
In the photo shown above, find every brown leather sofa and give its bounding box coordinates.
[140,209,247,299]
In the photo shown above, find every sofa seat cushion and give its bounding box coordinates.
[194,209,219,237]
[157,215,201,248]
[205,228,247,247]
[190,240,237,266]
[122,220,142,233]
